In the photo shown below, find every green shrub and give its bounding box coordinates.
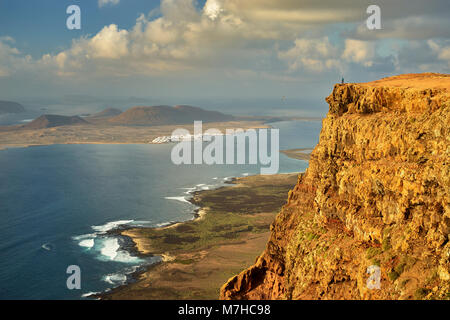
[394,262,406,275]
[388,271,400,281]
[371,258,381,266]
[366,247,382,259]
[414,288,430,300]
[382,236,392,251]
[305,232,319,241]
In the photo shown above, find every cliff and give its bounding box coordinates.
[220,73,450,300]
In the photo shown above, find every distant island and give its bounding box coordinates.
[24,115,88,129]
[0,105,278,150]
[107,105,234,126]
[0,100,25,114]
[86,108,123,119]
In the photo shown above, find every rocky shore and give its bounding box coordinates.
[99,173,299,299]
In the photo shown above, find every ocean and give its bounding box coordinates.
[0,120,322,299]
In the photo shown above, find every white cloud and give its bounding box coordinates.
[0,37,22,77]
[342,39,374,67]
[2,0,449,82]
[89,25,129,59]
[428,40,450,67]
[98,0,120,8]
[278,37,342,73]
[204,0,223,21]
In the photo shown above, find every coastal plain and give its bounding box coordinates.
[99,173,299,300]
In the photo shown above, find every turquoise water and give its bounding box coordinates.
[0,120,322,299]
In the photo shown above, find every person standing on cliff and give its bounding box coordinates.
[341,77,345,84]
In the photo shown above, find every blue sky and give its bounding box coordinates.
[0,0,449,116]
[0,0,162,57]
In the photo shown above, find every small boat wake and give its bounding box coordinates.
[41,243,55,251]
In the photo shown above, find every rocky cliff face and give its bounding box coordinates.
[220,73,450,300]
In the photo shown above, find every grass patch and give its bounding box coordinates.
[371,258,381,267]
[131,174,298,254]
[388,271,400,281]
[382,236,392,251]
[305,232,319,241]
[366,247,382,259]
[394,262,406,275]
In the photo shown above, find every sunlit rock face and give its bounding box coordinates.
[220,73,450,300]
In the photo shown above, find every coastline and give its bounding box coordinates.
[96,173,299,300]
[0,120,269,151]
[280,148,313,161]
[0,118,314,298]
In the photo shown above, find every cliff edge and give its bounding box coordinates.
[220,73,450,300]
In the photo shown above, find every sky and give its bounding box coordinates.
[0,0,449,116]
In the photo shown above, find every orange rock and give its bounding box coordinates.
[220,73,450,300]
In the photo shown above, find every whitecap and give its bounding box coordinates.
[96,237,142,263]
[181,187,197,194]
[154,221,175,228]
[73,233,97,241]
[41,243,54,251]
[81,292,99,298]
[91,220,134,233]
[103,273,127,285]
[79,239,95,249]
[164,196,190,203]
[114,250,142,263]
[99,238,120,260]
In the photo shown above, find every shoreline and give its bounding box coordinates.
[96,173,299,300]
[0,120,270,151]
[280,148,313,161]
[87,178,238,298]
[0,118,314,298]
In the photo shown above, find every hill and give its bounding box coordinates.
[24,115,88,129]
[0,101,25,114]
[87,108,123,119]
[108,105,234,125]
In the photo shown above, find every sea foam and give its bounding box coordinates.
[100,238,120,260]
[91,220,134,233]
[164,196,190,203]
[79,239,95,249]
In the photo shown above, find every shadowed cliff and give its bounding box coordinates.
[220,73,450,300]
